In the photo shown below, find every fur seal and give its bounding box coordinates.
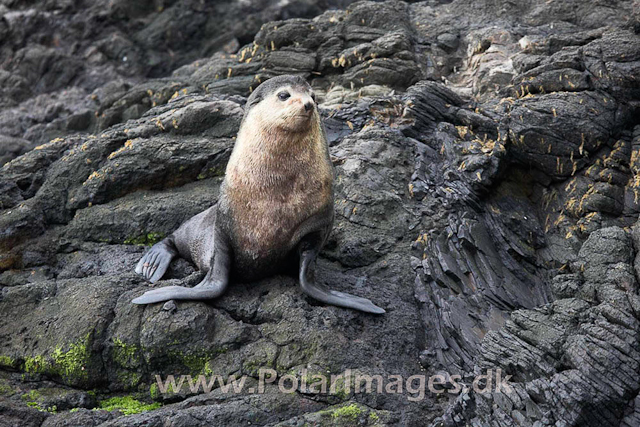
[132,75,385,314]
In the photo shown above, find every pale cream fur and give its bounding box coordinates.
[224,85,333,259]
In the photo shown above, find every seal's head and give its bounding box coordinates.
[244,75,317,133]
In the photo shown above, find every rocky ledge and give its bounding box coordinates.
[1,0,639,426]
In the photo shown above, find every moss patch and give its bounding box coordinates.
[0,355,16,369]
[124,232,165,246]
[21,390,40,401]
[23,333,93,383]
[27,401,57,413]
[24,355,49,375]
[112,338,140,367]
[180,353,210,376]
[331,403,362,425]
[117,371,143,389]
[197,166,225,180]
[22,390,57,413]
[51,335,91,380]
[149,383,160,400]
[166,348,227,377]
[98,396,161,415]
[149,380,179,400]
[332,403,362,421]
[112,338,143,389]
[0,379,14,396]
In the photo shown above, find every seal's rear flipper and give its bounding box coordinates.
[135,239,178,283]
[301,281,386,314]
[298,247,385,314]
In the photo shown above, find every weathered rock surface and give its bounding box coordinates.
[1,0,639,426]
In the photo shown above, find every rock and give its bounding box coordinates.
[0,135,34,167]
[1,0,640,425]
[0,398,49,427]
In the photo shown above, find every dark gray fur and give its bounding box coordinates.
[244,75,310,111]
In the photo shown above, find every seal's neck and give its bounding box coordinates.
[225,116,326,189]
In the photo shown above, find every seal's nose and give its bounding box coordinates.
[304,101,314,112]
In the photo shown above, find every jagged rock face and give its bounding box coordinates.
[0,0,639,426]
[0,0,360,162]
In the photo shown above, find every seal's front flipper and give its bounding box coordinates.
[135,239,178,283]
[132,233,231,305]
[298,243,385,315]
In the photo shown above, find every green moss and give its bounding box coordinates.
[203,361,214,377]
[25,355,49,374]
[70,408,80,413]
[180,353,210,375]
[331,404,362,421]
[149,383,160,400]
[112,338,140,367]
[23,334,92,383]
[22,390,40,401]
[166,351,210,376]
[210,166,225,177]
[0,355,15,369]
[300,369,329,390]
[26,402,57,413]
[98,396,161,415]
[22,390,57,413]
[51,334,91,381]
[146,232,165,245]
[150,380,177,400]
[197,167,225,180]
[123,236,143,245]
[124,232,165,246]
[0,379,14,396]
[166,348,227,377]
[369,412,380,422]
[117,371,142,389]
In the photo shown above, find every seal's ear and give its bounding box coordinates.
[246,84,267,110]
[247,95,262,108]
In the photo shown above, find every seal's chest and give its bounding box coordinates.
[229,173,330,259]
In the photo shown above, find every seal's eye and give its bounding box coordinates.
[277,91,290,101]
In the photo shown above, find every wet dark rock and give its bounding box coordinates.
[1,0,640,426]
[444,227,640,426]
[0,135,33,166]
[41,409,118,427]
[0,399,49,427]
